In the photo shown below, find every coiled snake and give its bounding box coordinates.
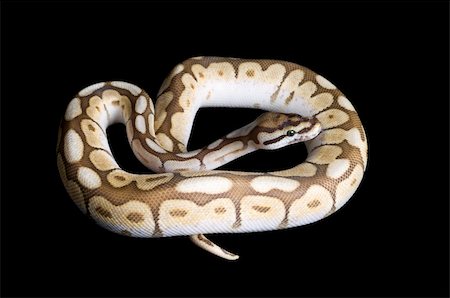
[57,57,368,260]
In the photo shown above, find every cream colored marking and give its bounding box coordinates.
[306,128,347,150]
[176,177,233,194]
[170,112,192,144]
[135,115,146,134]
[110,81,142,96]
[206,62,237,80]
[156,132,173,152]
[178,73,197,110]
[309,92,334,115]
[148,98,155,114]
[270,162,317,177]
[78,82,105,97]
[260,63,286,85]
[145,138,167,153]
[203,141,244,169]
[135,173,174,190]
[307,127,367,168]
[237,62,263,80]
[296,81,317,99]
[207,139,223,150]
[316,75,336,90]
[154,92,173,131]
[345,128,368,168]
[80,119,109,149]
[307,145,343,165]
[256,131,280,145]
[135,95,148,114]
[64,129,84,163]
[148,114,156,136]
[239,196,285,232]
[191,64,208,82]
[317,109,350,129]
[288,185,333,227]
[89,196,155,237]
[176,149,201,158]
[158,64,185,95]
[335,164,364,209]
[158,198,236,236]
[326,159,350,179]
[101,90,133,124]
[164,159,201,172]
[132,139,163,169]
[121,95,132,122]
[337,96,356,111]
[107,169,133,188]
[102,89,123,102]
[86,96,106,126]
[273,69,304,102]
[250,176,300,193]
[64,98,82,121]
[77,167,101,189]
[89,150,118,171]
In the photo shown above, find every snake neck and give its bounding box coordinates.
[144,119,261,173]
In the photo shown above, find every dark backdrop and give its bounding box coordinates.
[2,1,449,297]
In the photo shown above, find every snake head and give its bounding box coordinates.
[252,112,321,150]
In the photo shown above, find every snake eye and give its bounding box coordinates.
[286,130,296,137]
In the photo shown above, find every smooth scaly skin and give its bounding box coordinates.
[57,57,368,260]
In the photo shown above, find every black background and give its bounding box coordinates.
[2,1,449,297]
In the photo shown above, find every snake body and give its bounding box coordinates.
[57,57,368,260]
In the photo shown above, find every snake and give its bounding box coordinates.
[57,57,368,260]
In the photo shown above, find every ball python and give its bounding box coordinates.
[57,57,368,260]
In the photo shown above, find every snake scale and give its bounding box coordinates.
[57,57,368,260]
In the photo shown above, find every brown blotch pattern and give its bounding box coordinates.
[307,199,321,208]
[252,205,271,213]
[169,209,188,217]
[95,206,112,218]
[246,69,255,77]
[126,212,144,223]
[114,175,126,181]
[214,207,227,214]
